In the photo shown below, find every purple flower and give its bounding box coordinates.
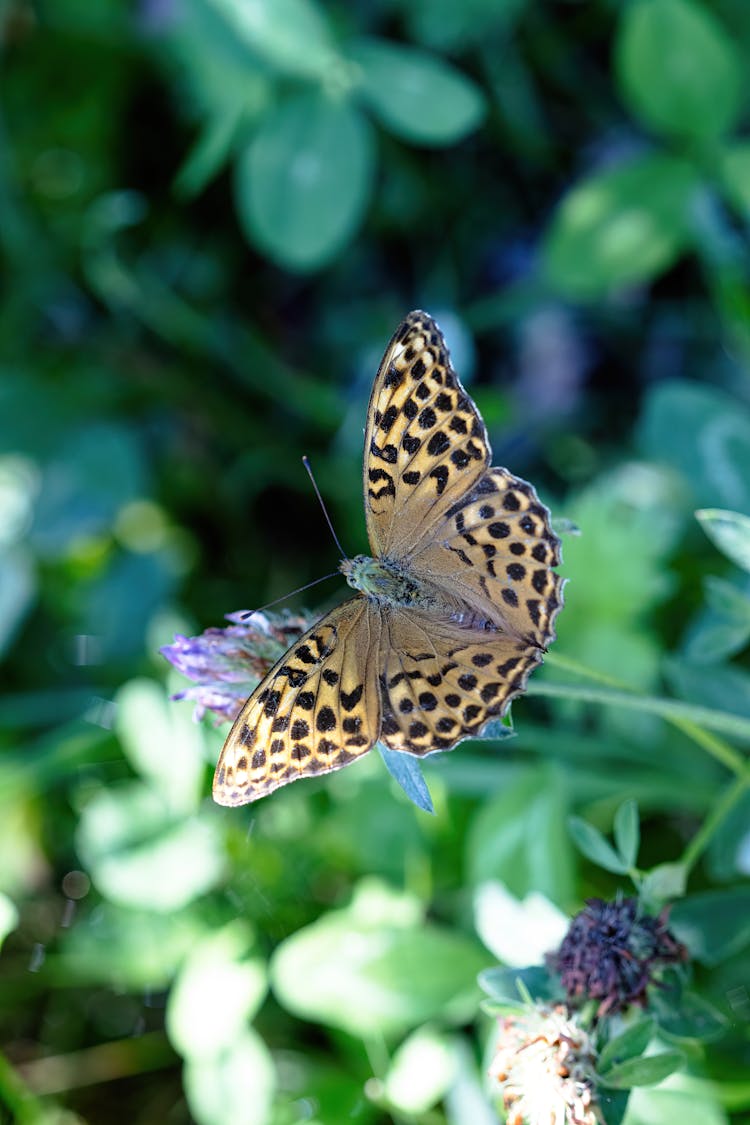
[161,610,313,723]
[550,897,687,1017]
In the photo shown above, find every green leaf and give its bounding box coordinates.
[209,0,337,78]
[236,92,373,270]
[650,985,728,1043]
[720,142,750,216]
[466,768,575,903]
[270,894,487,1037]
[640,863,688,911]
[696,509,750,574]
[76,783,224,912]
[638,381,750,513]
[598,1017,656,1075]
[384,1027,456,1115]
[567,816,630,874]
[166,924,267,1058]
[543,154,698,299]
[704,576,750,622]
[600,1049,684,1089]
[378,743,434,813]
[616,0,741,142]
[115,678,206,812]
[350,38,485,145]
[670,886,750,965]
[60,904,210,990]
[613,799,640,868]
[0,892,18,951]
[183,1028,275,1125]
[478,964,557,1006]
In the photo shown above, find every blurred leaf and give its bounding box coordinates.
[404,0,525,51]
[640,863,688,910]
[544,154,698,299]
[601,1048,684,1089]
[696,509,750,574]
[683,575,750,664]
[706,788,750,883]
[270,883,487,1036]
[650,984,728,1042]
[0,549,35,659]
[704,576,750,621]
[210,0,337,78]
[613,799,640,868]
[473,882,567,967]
[77,783,224,912]
[167,923,267,1058]
[478,964,557,1006]
[466,768,575,903]
[0,893,19,951]
[115,678,206,812]
[183,1028,275,1125]
[599,1018,656,1075]
[30,423,146,557]
[378,743,434,813]
[616,0,741,142]
[60,905,210,990]
[665,657,750,720]
[174,109,243,198]
[719,142,750,216]
[671,886,750,965]
[350,39,486,145]
[384,1026,456,1115]
[638,382,750,512]
[625,1074,729,1125]
[235,91,373,270]
[567,816,631,874]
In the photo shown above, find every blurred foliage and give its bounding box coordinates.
[1,0,750,1123]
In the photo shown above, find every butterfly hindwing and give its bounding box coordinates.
[364,311,490,559]
[378,608,542,756]
[213,600,382,805]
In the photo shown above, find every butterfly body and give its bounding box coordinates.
[213,311,564,806]
[341,554,445,612]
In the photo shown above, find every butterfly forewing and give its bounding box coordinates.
[414,466,564,649]
[213,600,382,805]
[364,311,489,559]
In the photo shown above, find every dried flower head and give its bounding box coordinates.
[550,897,687,1017]
[490,1002,602,1125]
[160,610,312,723]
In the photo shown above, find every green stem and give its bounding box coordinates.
[527,681,750,767]
[536,651,750,868]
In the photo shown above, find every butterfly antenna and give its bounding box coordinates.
[302,455,348,558]
[241,571,339,619]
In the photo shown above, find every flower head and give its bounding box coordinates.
[490,1002,602,1125]
[550,897,687,1017]
[160,609,312,723]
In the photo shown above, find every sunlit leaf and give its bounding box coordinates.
[616,0,741,142]
[544,154,698,299]
[350,38,485,145]
[236,92,373,269]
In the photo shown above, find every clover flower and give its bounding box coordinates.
[161,609,312,723]
[490,1002,602,1125]
[550,897,687,1017]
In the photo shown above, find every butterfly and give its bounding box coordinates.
[213,311,564,805]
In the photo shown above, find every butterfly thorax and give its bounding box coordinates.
[340,554,442,610]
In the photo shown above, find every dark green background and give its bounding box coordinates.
[2,1,750,1123]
